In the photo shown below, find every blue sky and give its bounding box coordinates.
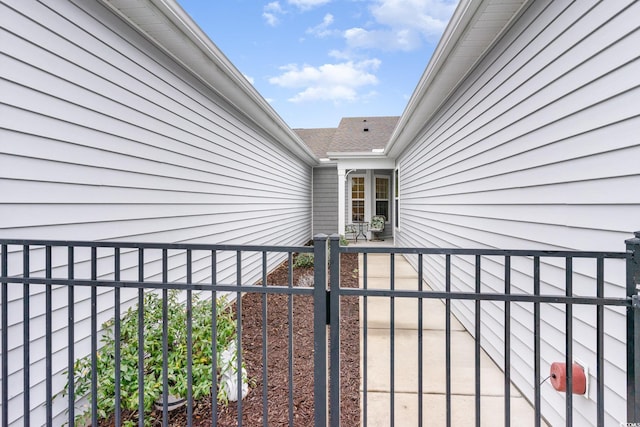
[175,0,459,129]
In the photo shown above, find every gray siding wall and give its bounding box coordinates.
[395,0,639,425]
[313,167,338,235]
[0,0,311,424]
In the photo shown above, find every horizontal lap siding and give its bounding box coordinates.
[396,0,639,425]
[0,0,311,424]
[313,167,338,235]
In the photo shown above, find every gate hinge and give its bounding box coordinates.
[326,290,331,325]
[633,294,640,309]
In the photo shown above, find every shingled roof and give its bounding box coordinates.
[292,128,336,158]
[294,116,400,158]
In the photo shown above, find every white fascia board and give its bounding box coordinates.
[386,0,480,158]
[315,160,338,168]
[101,0,318,166]
[336,157,396,170]
[386,0,526,158]
[327,151,391,158]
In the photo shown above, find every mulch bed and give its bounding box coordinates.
[155,252,360,426]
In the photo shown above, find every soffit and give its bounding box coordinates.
[101,0,318,165]
[386,0,528,158]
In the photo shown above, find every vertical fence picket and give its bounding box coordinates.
[533,256,541,427]
[67,246,75,425]
[626,232,640,422]
[504,256,511,427]
[211,250,218,427]
[236,251,243,427]
[445,254,452,427]
[186,250,193,427]
[475,255,481,427]
[137,248,145,427]
[162,249,169,427]
[1,245,6,427]
[417,253,423,426]
[389,253,395,427]
[90,247,98,427]
[22,246,29,426]
[114,248,122,427]
[262,251,269,427]
[312,235,328,427]
[329,235,341,427]
[362,252,369,427]
[287,251,294,427]
[45,246,52,427]
[596,257,605,426]
[566,257,573,427]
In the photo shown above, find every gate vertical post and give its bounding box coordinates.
[313,234,329,427]
[626,231,640,423]
[329,234,341,426]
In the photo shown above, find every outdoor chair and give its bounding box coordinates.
[345,223,357,241]
[369,215,385,241]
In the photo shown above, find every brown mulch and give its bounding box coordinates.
[155,252,360,426]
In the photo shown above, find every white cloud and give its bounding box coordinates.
[371,0,455,37]
[328,49,351,60]
[344,27,422,51]
[287,0,331,10]
[269,59,381,103]
[344,0,457,51]
[263,1,284,26]
[306,13,337,38]
[243,74,255,85]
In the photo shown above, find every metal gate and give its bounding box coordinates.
[1,233,639,426]
[318,233,640,427]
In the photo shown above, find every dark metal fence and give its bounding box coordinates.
[332,233,640,427]
[0,233,639,426]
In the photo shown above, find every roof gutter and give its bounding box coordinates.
[385,0,479,158]
[101,0,318,166]
[385,0,527,159]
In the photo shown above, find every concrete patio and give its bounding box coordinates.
[358,252,545,426]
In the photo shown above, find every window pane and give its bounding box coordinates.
[352,177,364,199]
[395,169,399,195]
[352,201,364,222]
[376,201,388,219]
[376,177,388,199]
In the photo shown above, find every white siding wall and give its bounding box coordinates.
[395,0,639,425]
[0,0,312,424]
[313,167,338,235]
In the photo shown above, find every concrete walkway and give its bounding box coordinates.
[359,252,542,426]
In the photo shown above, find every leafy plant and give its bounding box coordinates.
[59,291,245,426]
[293,252,314,268]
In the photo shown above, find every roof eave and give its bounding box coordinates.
[326,151,389,159]
[385,0,528,159]
[101,0,318,166]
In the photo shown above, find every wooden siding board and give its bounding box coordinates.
[312,167,338,235]
[401,0,636,177]
[0,1,312,425]
[396,0,639,424]
[2,1,308,182]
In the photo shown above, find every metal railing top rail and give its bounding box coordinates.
[0,238,314,254]
[338,243,629,259]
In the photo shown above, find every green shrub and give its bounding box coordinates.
[293,252,314,268]
[59,291,242,426]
